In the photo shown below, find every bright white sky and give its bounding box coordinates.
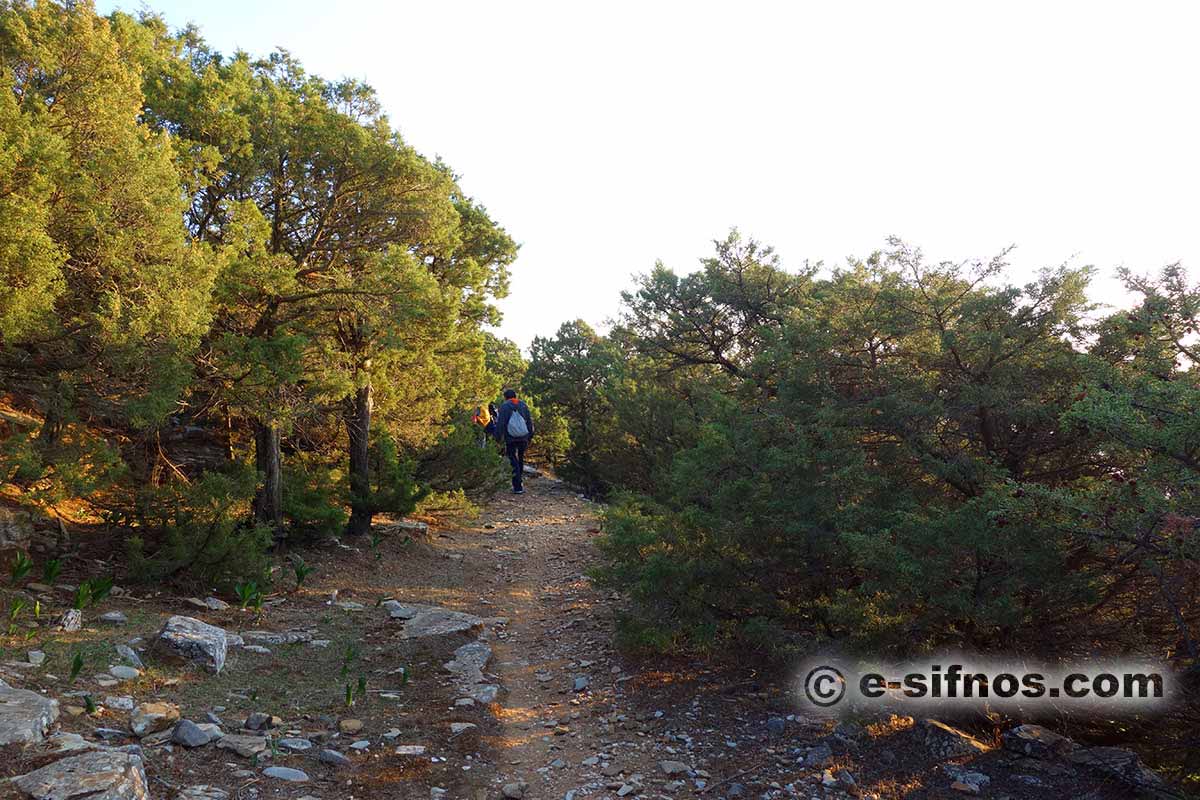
[100,0,1200,349]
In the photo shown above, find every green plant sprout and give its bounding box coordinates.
[290,556,315,589]
[69,652,84,683]
[9,552,32,584]
[7,598,26,634]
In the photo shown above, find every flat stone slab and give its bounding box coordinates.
[156,616,228,673]
[262,766,308,782]
[240,630,312,645]
[178,787,229,800]
[0,679,59,746]
[444,641,492,684]
[1002,724,1076,758]
[1069,746,1163,788]
[46,733,93,753]
[394,744,426,756]
[381,600,419,620]
[216,734,268,758]
[12,750,149,799]
[184,597,229,612]
[278,737,313,752]
[108,665,140,681]
[392,605,483,638]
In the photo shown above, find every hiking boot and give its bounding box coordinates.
[512,487,525,495]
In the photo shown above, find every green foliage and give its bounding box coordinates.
[1,1,516,587]
[41,559,60,585]
[7,597,26,635]
[340,643,359,679]
[125,466,272,590]
[413,489,480,521]
[72,577,115,611]
[526,320,619,492]
[281,462,347,541]
[68,652,83,683]
[366,432,427,517]
[589,232,1200,662]
[0,0,218,446]
[342,674,369,708]
[414,414,507,500]
[8,551,32,584]
[289,556,315,589]
[235,580,263,610]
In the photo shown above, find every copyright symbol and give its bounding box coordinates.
[804,666,846,707]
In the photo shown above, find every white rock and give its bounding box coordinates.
[395,745,426,756]
[0,679,58,745]
[156,616,228,673]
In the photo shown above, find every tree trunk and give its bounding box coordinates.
[253,419,283,533]
[345,382,373,537]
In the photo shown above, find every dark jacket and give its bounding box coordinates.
[494,399,534,443]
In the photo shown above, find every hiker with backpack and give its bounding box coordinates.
[494,389,534,494]
[473,401,497,447]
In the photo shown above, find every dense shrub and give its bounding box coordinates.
[569,234,1200,662]
[125,466,272,589]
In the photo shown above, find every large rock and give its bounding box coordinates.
[130,702,179,736]
[1002,724,1076,758]
[12,750,149,799]
[0,507,33,550]
[394,604,483,638]
[1069,746,1163,789]
[172,719,220,747]
[0,679,58,745]
[155,616,228,673]
[444,641,492,684]
[216,734,268,758]
[919,719,990,760]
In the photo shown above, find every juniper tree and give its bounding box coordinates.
[0,0,217,495]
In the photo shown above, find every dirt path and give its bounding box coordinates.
[466,477,654,799]
[432,474,1141,800]
[0,470,1151,800]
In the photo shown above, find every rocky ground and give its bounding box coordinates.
[0,473,1180,799]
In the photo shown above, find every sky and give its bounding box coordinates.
[99,0,1200,349]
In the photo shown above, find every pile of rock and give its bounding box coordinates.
[913,719,1165,796]
[1002,724,1164,793]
